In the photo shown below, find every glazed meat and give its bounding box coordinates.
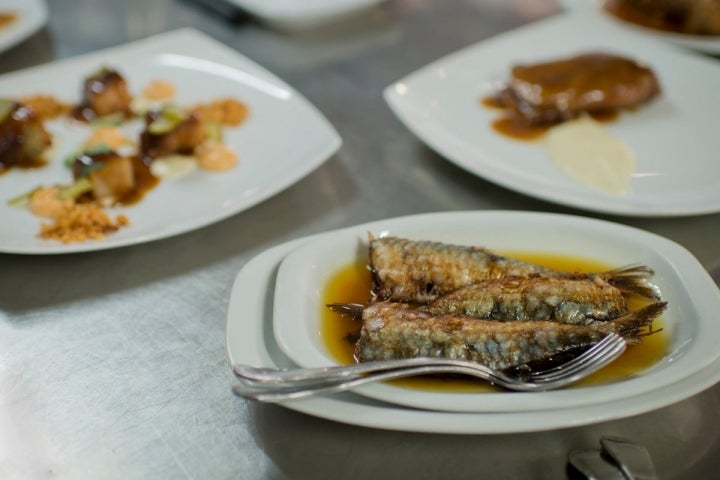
[72,150,135,203]
[499,52,661,124]
[604,0,720,35]
[0,100,52,170]
[73,68,132,121]
[140,108,205,161]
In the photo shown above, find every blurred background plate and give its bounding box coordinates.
[0,0,47,53]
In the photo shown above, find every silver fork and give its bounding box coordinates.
[232,333,626,402]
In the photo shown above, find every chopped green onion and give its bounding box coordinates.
[148,104,188,135]
[0,99,13,123]
[57,178,92,200]
[7,186,41,208]
[203,121,223,143]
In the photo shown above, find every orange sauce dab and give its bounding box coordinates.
[320,252,667,393]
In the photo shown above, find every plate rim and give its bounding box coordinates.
[0,28,342,255]
[224,0,384,29]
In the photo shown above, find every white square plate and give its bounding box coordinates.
[0,28,341,254]
[384,13,720,217]
[272,211,720,413]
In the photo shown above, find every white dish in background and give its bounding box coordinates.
[383,13,720,217]
[226,0,385,30]
[0,0,47,53]
[226,223,720,434]
[561,0,720,54]
[0,28,341,254]
[273,211,720,413]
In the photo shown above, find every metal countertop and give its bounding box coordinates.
[1,1,719,478]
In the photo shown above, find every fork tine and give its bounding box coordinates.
[530,334,625,381]
[532,334,626,385]
[529,334,618,378]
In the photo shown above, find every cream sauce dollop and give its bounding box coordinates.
[545,116,636,195]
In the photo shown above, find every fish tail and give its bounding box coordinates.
[603,263,661,300]
[612,301,667,344]
[327,302,365,320]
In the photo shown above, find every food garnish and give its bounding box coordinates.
[5,67,250,243]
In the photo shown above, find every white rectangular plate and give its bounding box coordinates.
[0,28,341,254]
[384,13,720,216]
[226,213,720,433]
[272,211,720,413]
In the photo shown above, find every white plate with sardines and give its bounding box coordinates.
[0,28,340,254]
[226,212,720,433]
[383,13,720,216]
[270,211,720,414]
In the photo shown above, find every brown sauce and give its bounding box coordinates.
[320,252,668,393]
[603,0,720,35]
[0,12,18,30]
[118,155,159,206]
[481,95,620,142]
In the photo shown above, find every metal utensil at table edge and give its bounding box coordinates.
[232,333,626,402]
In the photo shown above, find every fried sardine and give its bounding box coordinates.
[369,236,659,303]
[354,301,666,370]
[423,275,628,324]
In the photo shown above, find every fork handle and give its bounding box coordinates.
[233,357,497,384]
[232,364,556,403]
[232,365,487,402]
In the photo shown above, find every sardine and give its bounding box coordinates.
[369,236,659,303]
[423,275,627,324]
[354,301,666,370]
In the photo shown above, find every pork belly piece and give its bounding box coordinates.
[72,68,132,121]
[139,106,205,161]
[499,52,661,124]
[0,100,52,170]
[71,149,135,203]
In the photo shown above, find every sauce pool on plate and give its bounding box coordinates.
[320,252,668,392]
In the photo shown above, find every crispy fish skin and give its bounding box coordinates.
[369,236,552,303]
[423,276,627,324]
[355,302,666,370]
[369,236,659,302]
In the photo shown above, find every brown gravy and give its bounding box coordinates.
[321,253,667,393]
[0,12,18,30]
[118,156,159,206]
[481,95,620,142]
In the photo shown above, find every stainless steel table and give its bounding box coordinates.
[2,1,719,478]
